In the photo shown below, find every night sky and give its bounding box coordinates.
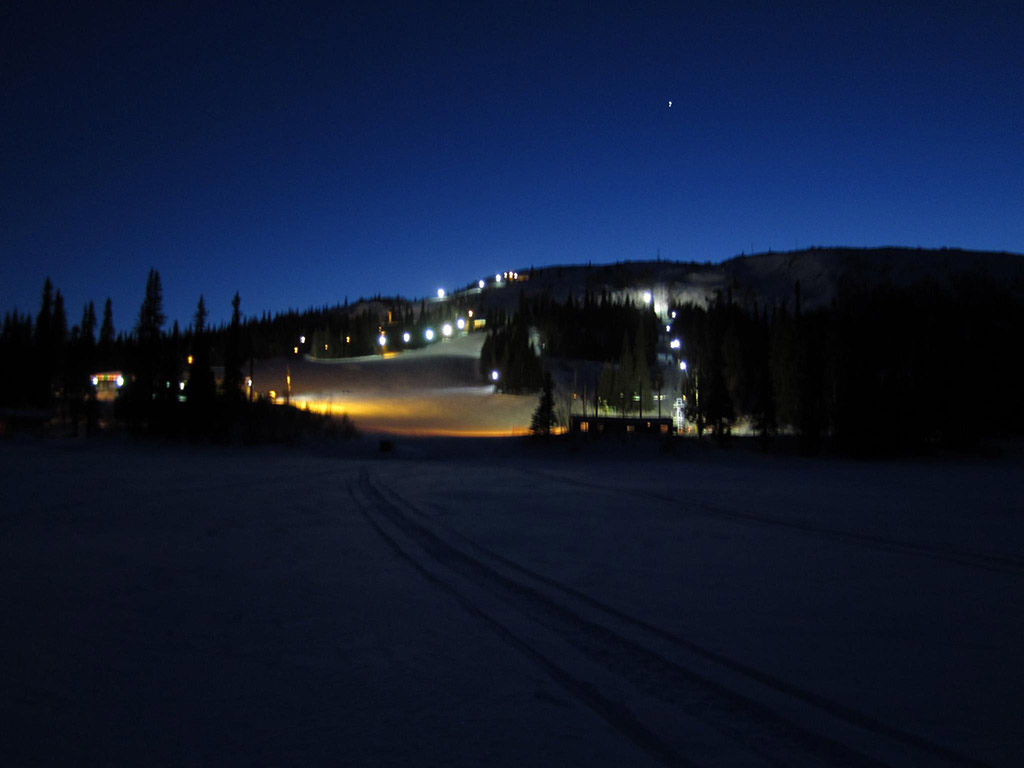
[3,1,1022,329]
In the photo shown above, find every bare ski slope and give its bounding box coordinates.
[2,437,1022,766]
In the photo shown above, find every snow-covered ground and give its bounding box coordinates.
[249,333,539,436]
[2,437,1022,766]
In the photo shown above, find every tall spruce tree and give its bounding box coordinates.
[98,298,115,366]
[530,372,556,437]
[223,292,244,397]
[186,295,216,422]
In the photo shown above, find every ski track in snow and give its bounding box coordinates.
[349,468,990,768]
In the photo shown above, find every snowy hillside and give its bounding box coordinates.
[449,247,1024,314]
[249,333,538,436]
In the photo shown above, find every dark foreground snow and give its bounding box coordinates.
[2,437,1021,766]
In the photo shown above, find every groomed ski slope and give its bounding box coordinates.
[248,333,540,436]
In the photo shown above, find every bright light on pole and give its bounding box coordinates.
[402,331,411,343]
[456,318,466,330]
[299,335,306,344]
[442,323,453,338]
[425,328,434,341]
[116,375,125,388]
[643,291,652,305]
[437,288,445,299]
[478,279,485,289]
[679,360,687,371]
[670,338,681,349]
[491,370,499,382]
[378,334,387,347]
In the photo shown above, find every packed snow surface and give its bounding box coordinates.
[249,333,539,436]
[2,436,1022,766]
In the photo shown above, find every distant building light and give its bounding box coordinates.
[478,279,485,289]
[666,324,671,332]
[299,335,306,344]
[91,376,98,386]
[670,339,681,349]
[467,309,473,318]
[456,318,466,330]
[187,355,193,365]
[643,291,652,304]
[495,273,502,282]
[442,323,453,338]
[679,360,687,371]
[491,370,499,381]
[402,331,411,343]
[425,328,435,341]
[670,310,677,319]
[293,346,299,354]
[437,288,445,299]
[116,375,125,388]
[179,381,185,391]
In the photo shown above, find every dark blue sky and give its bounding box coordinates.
[3,1,1022,329]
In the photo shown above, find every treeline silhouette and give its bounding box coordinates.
[673,275,1024,452]
[478,275,1024,453]
[1,271,401,440]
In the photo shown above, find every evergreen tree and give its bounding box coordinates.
[98,298,115,365]
[80,301,97,346]
[612,333,635,414]
[136,269,165,344]
[35,278,53,347]
[186,294,216,417]
[530,372,556,437]
[122,269,166,424]
[223,292,244,397]
[52,291,68,347]
[632,323,653,414]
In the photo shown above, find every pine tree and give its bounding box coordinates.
[136,269,165,344]
[98,298,115,367]
[613,333,634,414]
[530,372,556,437]
[222,292,244,397]
[80,302,97,346]
[186,295,216,416]
[52,291,68,347]
[35,278,53,347]
[125,269,166,419]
